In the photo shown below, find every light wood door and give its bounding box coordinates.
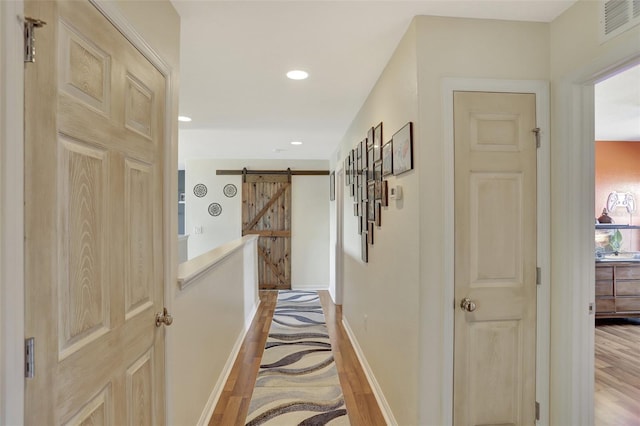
[242,174,291,290]
[453,91,537,425]
[24,1,166,424]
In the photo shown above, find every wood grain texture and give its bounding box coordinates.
[210,291,386,425]
[24,1,166,424]
[242,178,291,290]
[595,319,640,426]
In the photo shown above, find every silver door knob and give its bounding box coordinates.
[155,307,173,327]
[460,298,477,312]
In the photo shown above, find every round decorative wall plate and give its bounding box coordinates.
[208,202,222,217]
[223,183,237,198]
[193,183,208,198]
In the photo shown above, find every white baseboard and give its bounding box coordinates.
[197,299,261,426]
[341,317,398,426]
[291,284,329,291]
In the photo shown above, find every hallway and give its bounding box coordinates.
[210,291,386,425]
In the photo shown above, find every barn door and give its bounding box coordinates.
[242,172,292,290]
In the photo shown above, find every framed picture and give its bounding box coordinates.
[361,231,368,263]
[374,201,381,227]
[367,184,375,221]
[358,211,363,235]
[367,222,374,245]
[381,180,389,207]
[350,183,355,197]
[361,175,368,200]
[361,202,367,226]
[367,148,374,179]
[329,171,335,201]
[393,122,413,175]
[375,181,382,201]
[367,127,374,150]
[344,156,351,185]
[359,140,366,170]
[373,122,383,162]
[374,161,382,182]
[382,140,393,177]
[354,203,359,217]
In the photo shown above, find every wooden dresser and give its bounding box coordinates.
[595,262,640,318]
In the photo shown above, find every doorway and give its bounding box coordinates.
[593,63,640,425]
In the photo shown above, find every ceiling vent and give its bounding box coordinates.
[600,0,640,42]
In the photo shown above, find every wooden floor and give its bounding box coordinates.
[595,318,640,426]
[209,290,386,426]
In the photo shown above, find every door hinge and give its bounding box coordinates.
[25,337,35,378]
[589,302,595,315]
[532,128,541,148]
[536,267,541,285]
[535,401,540,421]
[23,17,47,63]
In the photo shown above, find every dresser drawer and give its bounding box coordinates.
[615,297,640,312]
[596,281,613,296]
[595,266,613,280]
[596,298,615,313]
[615,265,640,280]
[616,281,640,296]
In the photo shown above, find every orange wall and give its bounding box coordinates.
[595,141,640,223]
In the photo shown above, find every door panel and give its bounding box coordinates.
[25,1,166,424]
[454,91,537,426]
[242,174,291,290]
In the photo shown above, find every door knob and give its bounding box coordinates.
[460,297,477,312]
[155,307,173,327]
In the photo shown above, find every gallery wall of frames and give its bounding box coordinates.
[339,121,414,262]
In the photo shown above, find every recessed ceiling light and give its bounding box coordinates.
[286,70,309,80]
[178,115,192,122]
[290,141,303,145]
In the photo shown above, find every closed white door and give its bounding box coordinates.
[453,91,537,425]
[24,1,167,424]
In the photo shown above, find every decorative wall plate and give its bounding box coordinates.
[223,183,237,198]
[208,202,222,217]
[193,183,208,198]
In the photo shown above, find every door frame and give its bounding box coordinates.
[441,78,551,426]
[0,1,176,423]
[550,51,640,425]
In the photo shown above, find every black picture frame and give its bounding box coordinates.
[361,230,368,263]
[392,122,414,176]
[329,171,335,201]
[367,222,374,245]
[382,140,393,177]
[367,184,375,221]
[373,122,383,163]
[374,161,383,182]
[381,180,389,207]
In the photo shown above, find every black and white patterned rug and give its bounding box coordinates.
[245,290,350,425]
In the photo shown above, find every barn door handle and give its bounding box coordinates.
[460,298,476,312]
[155,308,173,327]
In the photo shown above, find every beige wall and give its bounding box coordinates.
[333,16,550,424]
[414,16,550,425]
[336,21,420,425]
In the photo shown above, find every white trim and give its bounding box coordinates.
[198,300,261,426]
[334,168,344,305]
[1,2,25,424]
[441,78,551,426]
[341,318,397,426]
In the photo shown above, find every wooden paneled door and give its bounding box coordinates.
[242,173,291,290]
[24,1,167,424]
[453,91,537,425]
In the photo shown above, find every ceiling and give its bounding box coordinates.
[174,0,634,167]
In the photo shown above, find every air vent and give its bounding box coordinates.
[601,0,640,42]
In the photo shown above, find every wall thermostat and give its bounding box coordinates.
[389,185,403,200]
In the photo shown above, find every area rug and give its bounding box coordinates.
[245,290,350,426]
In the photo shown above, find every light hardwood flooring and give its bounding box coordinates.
[209,290,386,426]
[595,318,640,426]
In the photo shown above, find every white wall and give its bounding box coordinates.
[548,1,640,424]
[184,158,330,288]
[291,175,330,288]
